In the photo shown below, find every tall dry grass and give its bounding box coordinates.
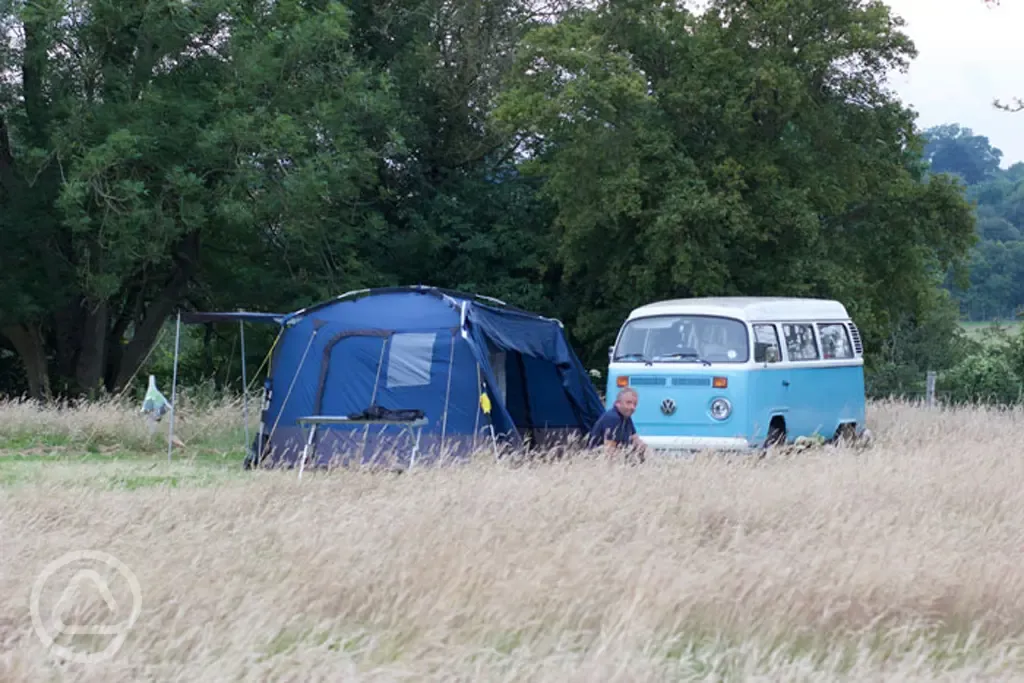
[0,391,249,452]
[3,398,1024,680]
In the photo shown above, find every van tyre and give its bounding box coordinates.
[833,423,858,448]
[764,420,786,450]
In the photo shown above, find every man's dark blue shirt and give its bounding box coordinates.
[587,407,637,448]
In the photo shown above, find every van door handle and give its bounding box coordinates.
[782,380,790,387]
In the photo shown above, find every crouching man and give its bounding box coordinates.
[587,387,647,464]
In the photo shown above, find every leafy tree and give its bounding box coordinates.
[0,0,993,401]
[335,0,574,310]
[934,147,1024,321]
[938,353,1022,405]
[0,0,396,399]
[934,322,1024,406]
[867,288,979,398]
[494,0,977,368]
[922,124,1003,185]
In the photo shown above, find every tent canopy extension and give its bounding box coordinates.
[176,286,606,468]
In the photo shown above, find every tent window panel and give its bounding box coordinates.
[386,333,437,388]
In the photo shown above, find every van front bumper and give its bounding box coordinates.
[640,435,756,452]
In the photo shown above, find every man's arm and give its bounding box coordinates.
[626,421,647,463]
[627,419,645,448]
[587,411,615,449]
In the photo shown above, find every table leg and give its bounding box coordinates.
[410,426,422,469]
[298,424,317,480]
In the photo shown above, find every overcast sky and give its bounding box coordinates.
[883,0,1024,167]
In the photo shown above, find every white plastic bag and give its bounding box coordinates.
[140,375,170,421]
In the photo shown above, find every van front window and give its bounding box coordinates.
[613,315,749,363]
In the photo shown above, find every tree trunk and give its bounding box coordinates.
[1,323,52,401]
[111,232,201,392]
[52,302,84,384]
[75,301,109,396]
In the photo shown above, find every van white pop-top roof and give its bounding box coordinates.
[626,297,852,323]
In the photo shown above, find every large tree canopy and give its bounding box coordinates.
[493,0,977,364]
[922,124,1003,185]
[0,0,398,398]
[0,0,980,398]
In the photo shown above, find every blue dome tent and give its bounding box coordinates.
[171,286,606,469]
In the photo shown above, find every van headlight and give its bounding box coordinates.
[710,398,731,420]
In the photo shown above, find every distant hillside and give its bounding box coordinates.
[925,124,1024,321]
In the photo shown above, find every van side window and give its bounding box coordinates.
[817,323,854,359]
[782,323,819,360]
[753,324,781,363]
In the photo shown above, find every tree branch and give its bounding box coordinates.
[993,96,1024,113]
[113,231,202,390]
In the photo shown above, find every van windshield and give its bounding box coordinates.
[613,315,749,363]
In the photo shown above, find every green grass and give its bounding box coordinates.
[0,422,250,489]
[0,451,247,489]
[959,319,1022,341]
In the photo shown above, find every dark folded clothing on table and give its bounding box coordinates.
[346,404,425,422]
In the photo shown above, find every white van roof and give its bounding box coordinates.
[627,297,852,323]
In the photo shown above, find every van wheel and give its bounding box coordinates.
[835,424,873,450]
[764,419,786,450]
[834,423,857,447]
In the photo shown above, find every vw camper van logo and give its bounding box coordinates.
[660,398,676,416]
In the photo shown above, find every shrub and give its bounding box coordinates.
[938,352,1023,405]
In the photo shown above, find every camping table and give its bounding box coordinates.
[295,415,429,479]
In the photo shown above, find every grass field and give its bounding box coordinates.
[959,319,1022,341]
[3,395,1024,680]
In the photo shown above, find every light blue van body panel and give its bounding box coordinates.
[605,361,867,449]
[604,297,868,450]
[743,363,866,442]
[614,365,752,442]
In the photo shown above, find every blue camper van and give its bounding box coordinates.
[605,297,867,451]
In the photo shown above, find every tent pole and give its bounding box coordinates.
[473,363,481,451]
[255,379,271,467]
[167,311,181,463]
[240,320,249,453]
[369,339,387,406]
[481,378,499,461]
[363,339,389,464]
[439,331,455,458]
[264,328,319,456]
[254,326,284,466]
